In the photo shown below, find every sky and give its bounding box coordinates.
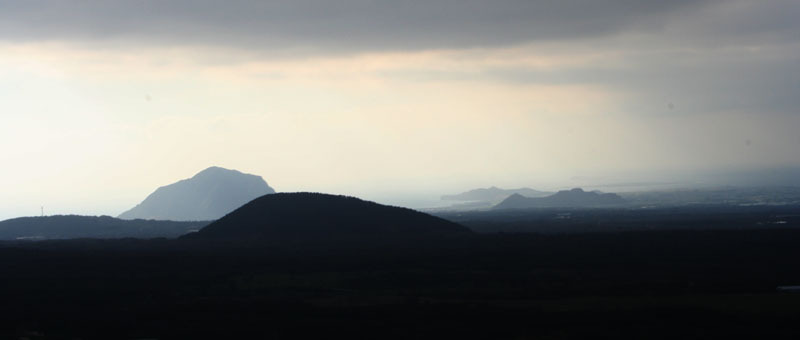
[1,0,799,219]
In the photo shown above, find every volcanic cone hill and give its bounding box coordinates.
[181,192,470,241]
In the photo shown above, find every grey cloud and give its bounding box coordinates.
[3,0,797,117]
[381,40,800,116]
[0,0,719,53]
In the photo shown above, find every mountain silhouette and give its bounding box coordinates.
[442,186,551,202]
[182,192,470,241]
[0,215,208,240]
[119,166,275,221]
[493,188,627,209]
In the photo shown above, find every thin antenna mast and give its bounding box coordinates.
[41,206,44,217]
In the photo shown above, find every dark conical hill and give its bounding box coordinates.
[182,192,470,241]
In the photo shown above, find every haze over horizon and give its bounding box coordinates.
[1,0,799,220]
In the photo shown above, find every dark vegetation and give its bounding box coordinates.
[2,195,800,339]
[3,229,800,339]
[436,204,800,234]
[0,215,208,240]
[620,186,800,206]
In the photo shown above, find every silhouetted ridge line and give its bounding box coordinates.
[119,166,275,221]
[442,186,551,201]
[0,215,208,240]
[182,192,470,241]
[494,188,627,209]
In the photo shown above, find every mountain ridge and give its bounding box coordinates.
[494,188,627,209]
[119,166,275,221]
[442,186,551,202]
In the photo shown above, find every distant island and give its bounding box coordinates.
[119,166,275,221]
[442,186,551,202]
[494,188,626,209]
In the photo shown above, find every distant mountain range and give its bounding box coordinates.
[119,166,275,221]
[494,188,627,209]
[0,215,208,240]
[182,192,470,241]
[442,187,551,202]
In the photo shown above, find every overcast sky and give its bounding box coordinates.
[1,0,799,218]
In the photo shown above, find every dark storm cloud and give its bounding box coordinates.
[2,0,796,117]
[0,0,717,52]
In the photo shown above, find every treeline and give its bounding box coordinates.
[0,215,209,240]
[2,229,800,338]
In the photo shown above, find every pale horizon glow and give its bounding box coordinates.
[1,1,799,220]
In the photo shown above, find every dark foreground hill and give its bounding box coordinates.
[494,188,626,209]
[119,166,275,221]
[182,192,470,241]
[3,229,800,339]
[0,215,208,240]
